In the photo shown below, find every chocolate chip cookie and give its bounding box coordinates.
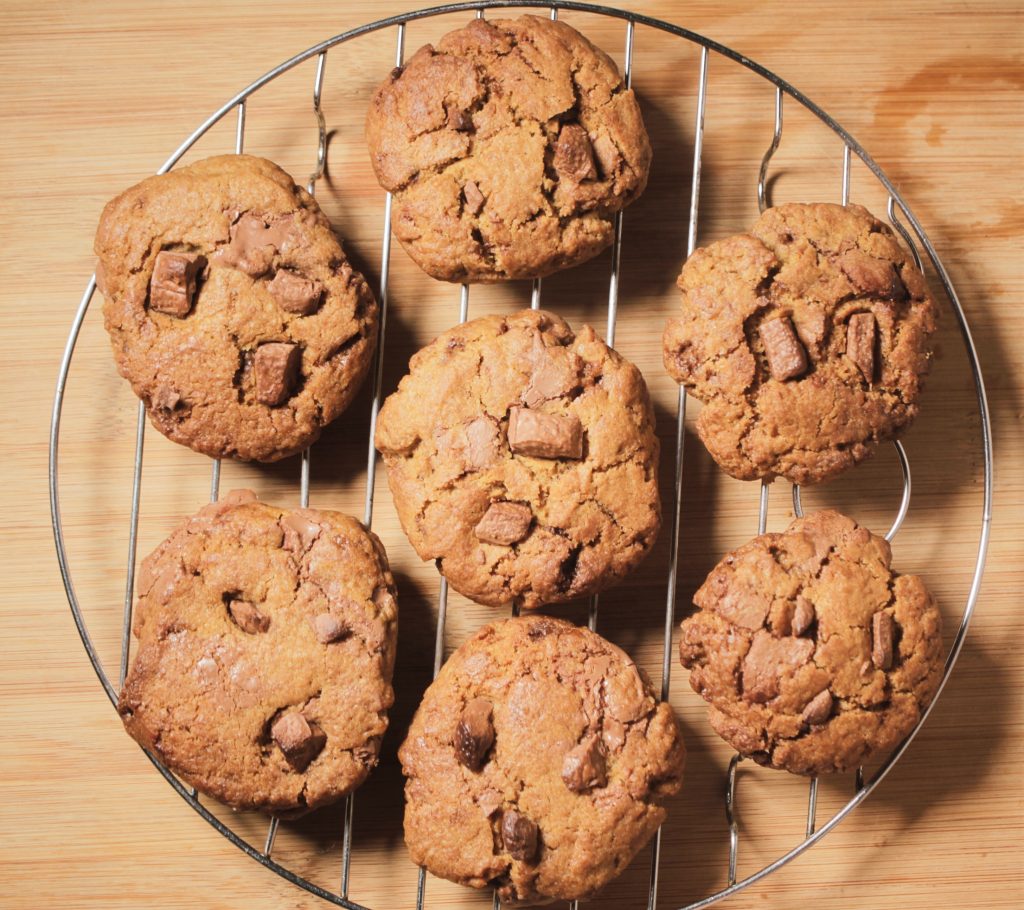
[365,15,651,282]
[400,614,685,903]
[663,203,937,485]
[95,154,378,462]
[118,490,398,815]
[678,510,943,775]
[374,309,660,609]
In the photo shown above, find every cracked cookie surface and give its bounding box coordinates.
[365,15,651,282]
[374,309,660,609]
[95,154,378,462]
[663,203,937,485]
[400,615,685,902]
[678,510,943,775]
[117,490,398,815]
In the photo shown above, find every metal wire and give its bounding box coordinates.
[888,195,924,273]
[789,417,912,538]
[757,88,782,214]
[841,144,852,206]
[47,4,994,910]
[261,45,334,867]
[308,53,329,194]
[264,817,280,856]
[211,98,238,504]
[757,479,769,535]
[604,18,634,351]
[646,40,709,910]
[220,98,245,525]
[363,24,406,531]
[209,459,221,502]
[417,278,471,909]
[734,51,923,889]
[725,754,742,887]
[118,403,146,688]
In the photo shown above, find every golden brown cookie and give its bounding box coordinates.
[95,154,378,462]
[663,203,937,485]
[374,309,660,609]
[678,510,943,775]
[400,615,685,903]
[118,490,398,815]
[365,15,651,282]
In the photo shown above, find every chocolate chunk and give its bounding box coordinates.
[199,488,258,519]
[708,570,771,630]
[228,599,270,634]
[525,617,562,640]
[846,312,877,383]
[562,734,608,793]
[501,810,539,862]
[213,212,296,277]
[524,336,580,407]
[447,106,473,131]
[507,406,583,460]
[150,250,203,317]
[554,123,597,182]
[312,613,349,644]
[454,697,495,771]
[759,316,808,381]
[801,689,834,726]
[268,269,322,315]
[601,717,626,752]
[604,663,653,724]
[872,611,895,670]
[741,631,815,703]
[463,181,485,215]
[255,342,302,406]
[591,133,621,180]
[271,712,326,770]
[464,416,501,469]
[792,596,816,637]
[839,249,906,300]
[281,510,322,552]
[437,416,502,474]
[152,385,182,412]
[474,502,533,546]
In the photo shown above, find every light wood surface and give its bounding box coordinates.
[1,2,1021,908]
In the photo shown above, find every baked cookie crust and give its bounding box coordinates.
[95,154,378,462]
[663,203,937,485]
[118,490,398,815]
[366,15,651,282]
[400,615,685,902]
[679,509,943,775]
[375,309,661,609]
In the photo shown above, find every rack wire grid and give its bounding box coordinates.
[49,2,993,909]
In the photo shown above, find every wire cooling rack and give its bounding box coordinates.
[49,2,993,908]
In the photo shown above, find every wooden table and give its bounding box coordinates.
[2,2,1021,908]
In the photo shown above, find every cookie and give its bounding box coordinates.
[663,203,937,485]
[366,15,651,282]
[95,154,378,462]
[117,490,398,815]
[374,309,660,609]
[400,614,685,902]
[678,510,943,775]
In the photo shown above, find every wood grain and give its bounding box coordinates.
[1,2,1021,908]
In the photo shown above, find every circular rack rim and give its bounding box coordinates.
[49,2,994,908]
